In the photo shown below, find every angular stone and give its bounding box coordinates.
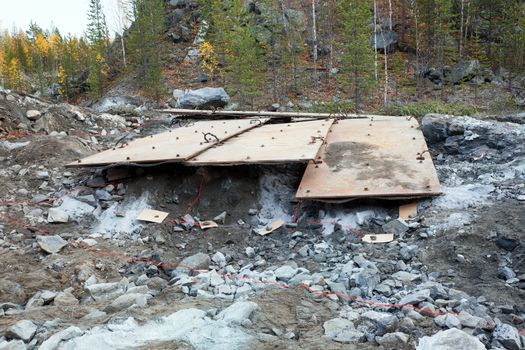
[492,324,521,350]
[6,320,37,342]
[38,326,83,350]
[26,110,41,120]
[376,332,409,347]
[382,219,409,235]
[47,208,69,223]
[211,252,227,268]
[323,318,364,344]
[399,289,431,305]
[361,311,398,336]
[104,293,149,313]
[175,253,210,275]
[392,271,420,283]
[177,87,230,109]
[434,314,461,329]
[53,292,78,306]
[216,301,258,325]
[84,282,123,301]
[274,265,297,282]
[37,235,67,254]
[416,328,485,350]
[0,340,26,350]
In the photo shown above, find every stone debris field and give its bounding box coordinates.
[0,89,524,349]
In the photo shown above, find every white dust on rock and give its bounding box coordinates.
[57,308,252,350]
[92,193,149,238]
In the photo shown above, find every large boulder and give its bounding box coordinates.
[370,30,399,53]
[416,328,485,350]
[176,87,230,109]
[446,60,480,84]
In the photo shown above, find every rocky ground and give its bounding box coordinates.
[0,87,524,349]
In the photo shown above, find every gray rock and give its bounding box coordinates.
[37,235,67,254]
[47,208,69,223]
[399,289,431,305]
[456,311,485,328]
[216,301,258,325]
[84,282,123,301]
[274,265,297,282]
[175,253,210,275]
[104,293,149,313]
[400,245,419,260]
[245,247,255,258]
[323,318,364,344]
[0,340,26,350]
[26,110,41,121]
[382,219,409,235]
[492,324,521,350]
[53,291,78,306]
[392,271,420,283]
[95,189,112,201]
[370,30,398,53]
[498,266,516,281]
[180,214,196,230]
[361,311,398,335]
[35,171,49,180]
[447,60,480,84]
[434,314,461,329]
[376,332,409,347]
[211,252,227,268]
[416,328,485,350]
[38,326,83,350]
[213,211,227,224]
[421,114,449,144]
[176,87,230,109]
[6,320,37,342]
[351,259,380,295]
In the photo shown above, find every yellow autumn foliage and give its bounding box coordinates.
[199,41,219,76]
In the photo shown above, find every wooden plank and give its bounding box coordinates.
[296,116,441,199]
[161,108,380,119]
[362,234,395,243]
[186,119,334,165]
[137,209,169,223]
[399,202,418,220]
[255,220,285,236]
[67,119,268,167]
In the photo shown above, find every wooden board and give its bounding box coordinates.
[137,209,169,223]
[67,119,268,167]
[255,220,285,236]
[186,119,334,165]
[296,116,441,199]
[399,202,418,220]
[362,234,395,243]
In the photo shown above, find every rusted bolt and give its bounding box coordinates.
[306,190,311,193]
[77,159,81,163]
[152,146,156,149]
[126,157,130,160]
[364,187,369,191]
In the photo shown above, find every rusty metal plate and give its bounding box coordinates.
[296,116,441,199]
[186,119,334,165]
[67,119,268,167]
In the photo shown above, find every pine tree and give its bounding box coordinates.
[223,1,266,107]
[86,0,109,97]
[127,0,166,99]
[338,0,375,111]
